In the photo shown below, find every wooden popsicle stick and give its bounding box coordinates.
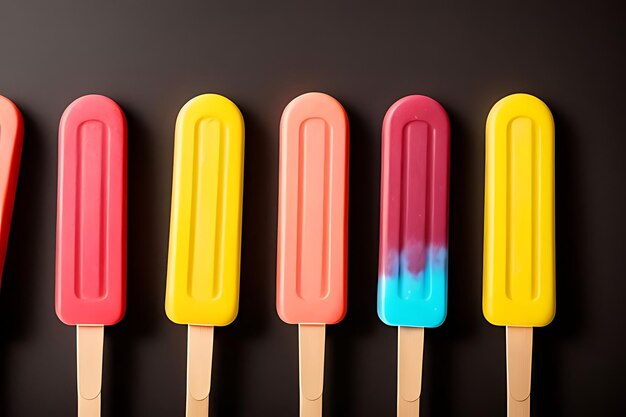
[506,326,533,417]
[397,326,424,417]
[186,325,214,417]
[299,394,322,417]
[78,394,101,417]
[299,324,325,417]
[507,395,530,417]
[397,395,419,416]
[77,325,104,417]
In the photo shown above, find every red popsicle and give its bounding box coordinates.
[0,96,24,282]
[55,95,127,417]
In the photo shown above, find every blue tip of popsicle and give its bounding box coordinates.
[377,247,448,328]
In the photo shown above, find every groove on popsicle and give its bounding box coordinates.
[75,120,109,301]
[187,118,225,301]
[397,121,432,300]
[505,117,538,301]
[296,118,331,301]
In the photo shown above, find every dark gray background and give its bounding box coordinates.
[1,1,625,416]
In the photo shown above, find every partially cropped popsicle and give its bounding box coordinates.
[378,95,450,416]
[277,92,349,416]
[165,94,244,417]
[0,96,24,283]
[483,93,555,417]
[55,95,127,417]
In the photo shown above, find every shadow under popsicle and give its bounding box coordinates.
[422,106,483,417]
[0,108,51,414]
[105,104,171,417]
[532,109,587,417]
[323,102,382,416]
[210,103,277,417]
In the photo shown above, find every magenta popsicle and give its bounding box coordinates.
[55,95,127,325]
[378,95,450,328]
[377,95,450,416]
[55,95,127,417]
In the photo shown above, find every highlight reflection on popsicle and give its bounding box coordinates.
[276,92,348,416]
[378,95,450,416]
[0,96,24,284]
[483,93,555,417]
[55,95,127,417]
[165,94,244,417]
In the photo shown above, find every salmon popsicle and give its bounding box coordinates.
[165,94,244,417]
[276,93,349,416]
[0,96,24,282]
[55,95,127,417]
[378,95,450,416]
[483,93,555,417]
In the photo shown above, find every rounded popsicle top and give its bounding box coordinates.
[276,92,349,325]
[176,94,243,131]
[60,95,127,134]
[487,93,554,135]
[483,93,555,327]
[378,95,450,328]
[0,95,23,134]
[280,92,348,129]
[166,93,245,327]
[56,94,127,326]
[0,96,24,282]
[383,95,449,138]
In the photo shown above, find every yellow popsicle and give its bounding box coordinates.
[483,93,555,327]
[165,94,244,326]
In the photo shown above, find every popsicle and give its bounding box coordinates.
[165,94,244,417]
[55,95,127,417]
[276,92,349,416]
[377,95,450,415]
[0,96,24,283]
[483,93,555,416]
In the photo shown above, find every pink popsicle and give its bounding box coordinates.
[56,95,127,325]
[276,92,349,415]
[56,95,127,416]
[276,92,349,325]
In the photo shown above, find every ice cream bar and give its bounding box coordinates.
[165,94,244,326]
[483,93,555,417]
[378,95,450,328]
[483,93,555,327]
[377,96,450,416]
[276,92,349,325]
[55,94,127,417]
[276,92,348,417]
[56,95,127,326]
[165,94,244,417]
[0,96,24,282]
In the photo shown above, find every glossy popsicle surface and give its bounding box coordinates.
[0,96,24,281]
[276,92,349,324]
[378,95,450,328]
[483,93,555,327]
[165,94,244,326]
[55,95,127,326]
